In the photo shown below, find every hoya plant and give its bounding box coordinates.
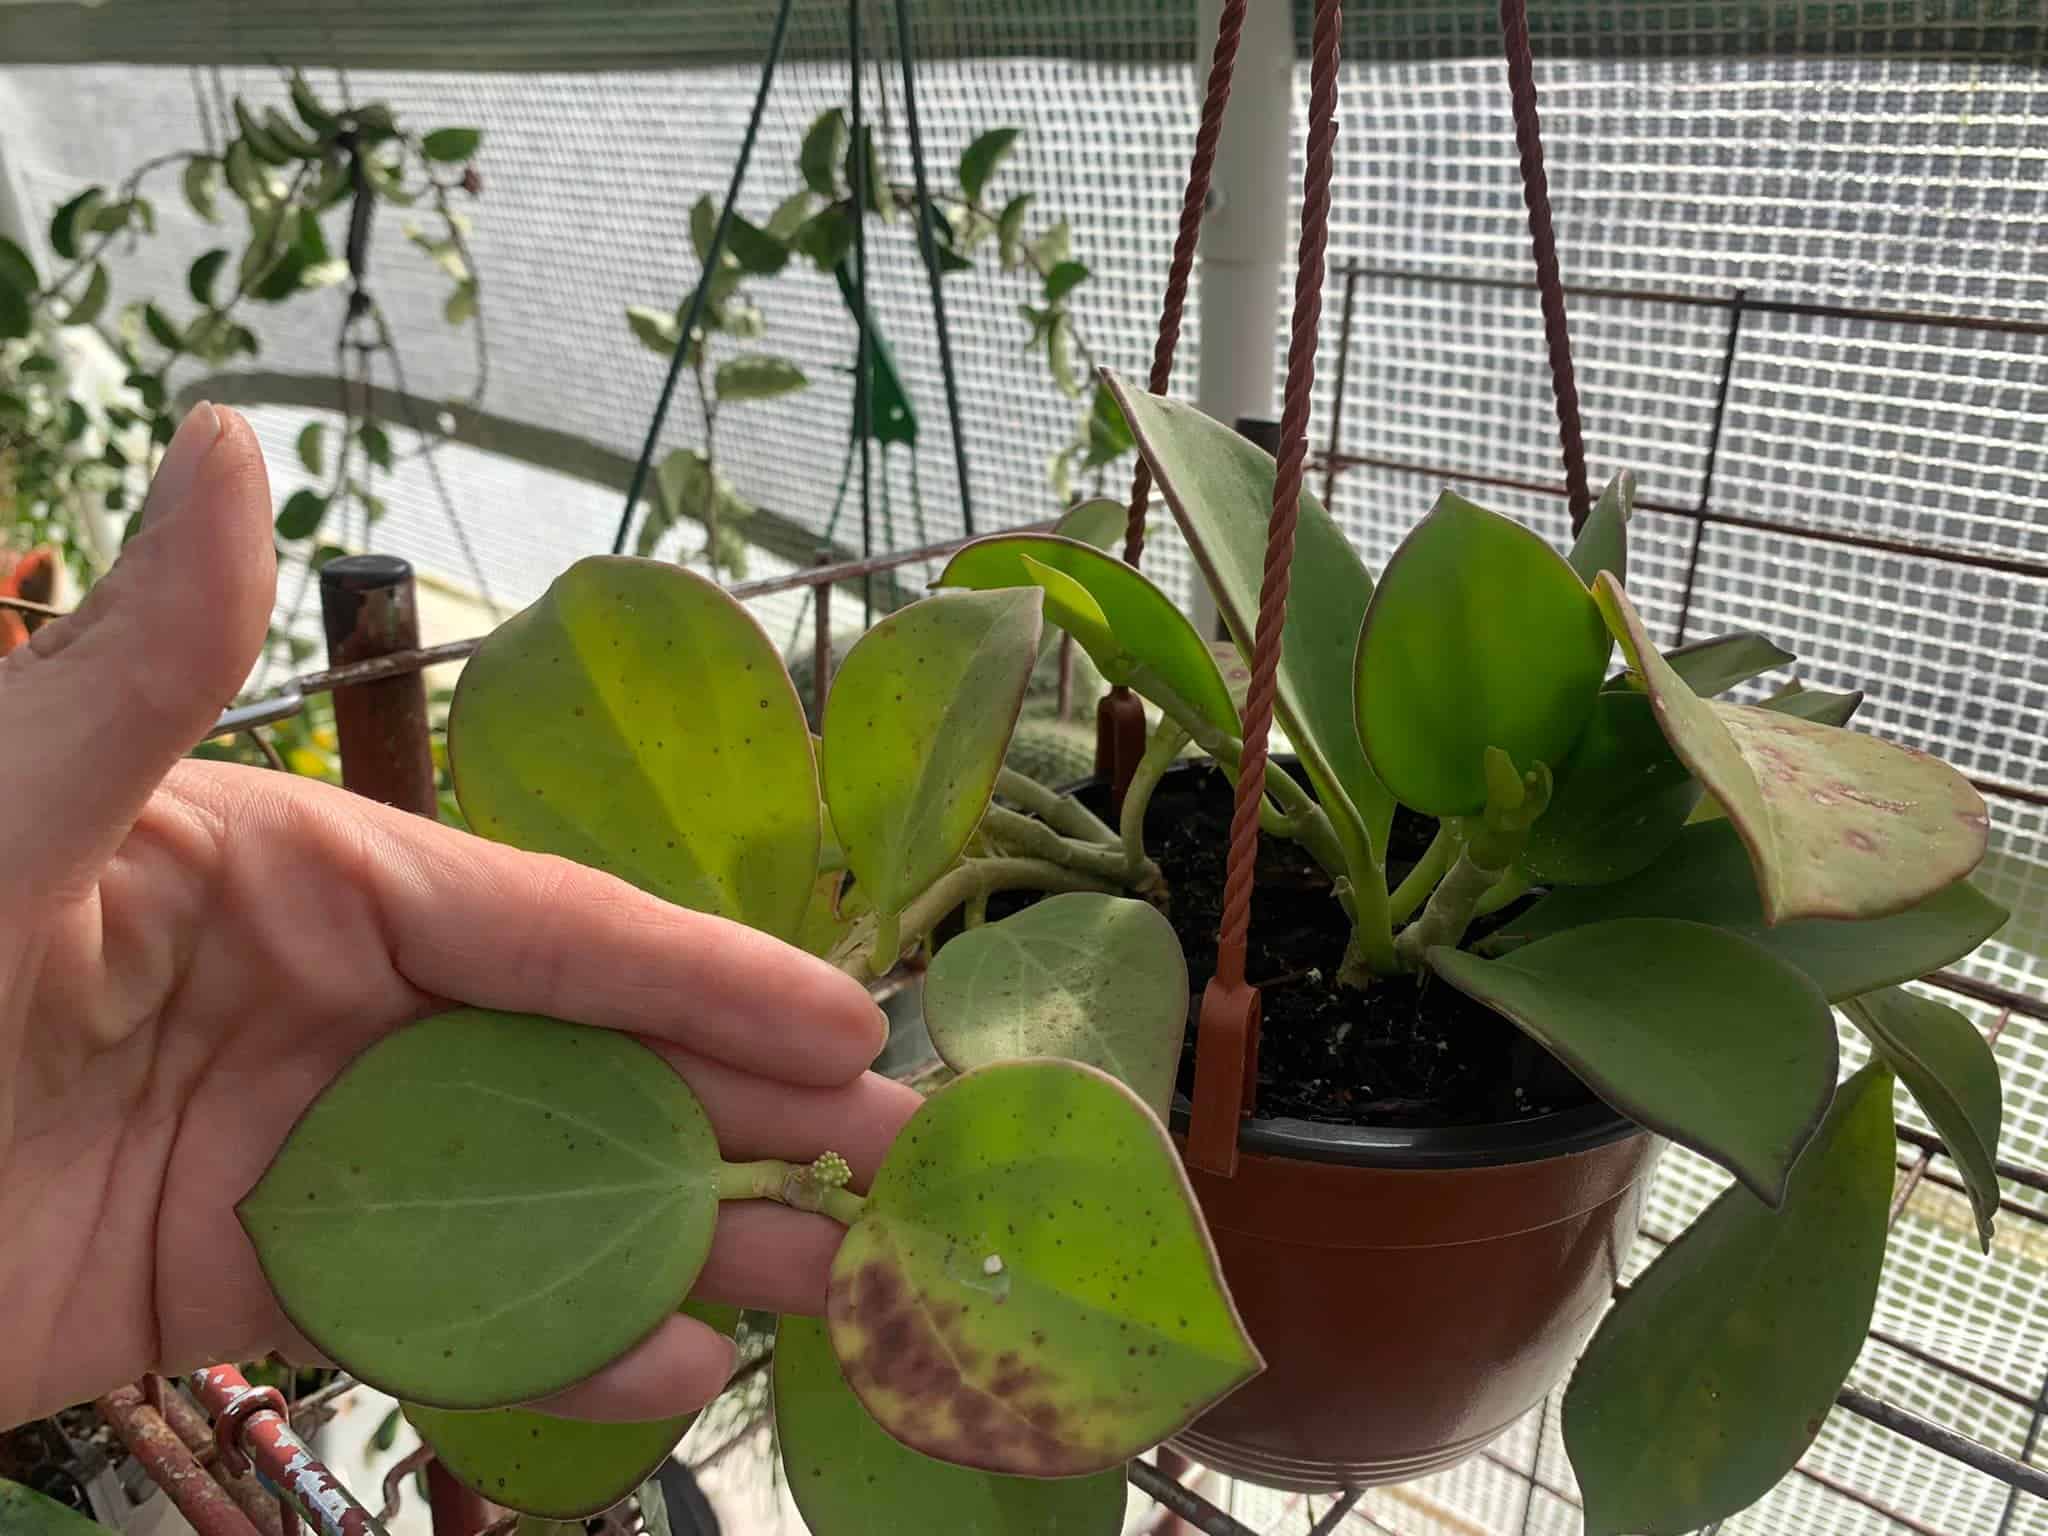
[243,372,2004,1534]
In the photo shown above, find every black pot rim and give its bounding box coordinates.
[1062,757,1645,1170]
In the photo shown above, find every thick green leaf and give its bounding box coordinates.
[1108,376,1390,858]
[959,126,1021,204]
[1845,987,2003,1249]
[822,589,1042,925]
[0,1479,102,1534]
[1596,574,1990,921]
[777,1313,1124,1535]
[276,489,328,540]
[0,235,37,296]
[239,1009,720,1408]
[183,157,222,222]
[408,1301,741,1517]
[801,108,849,197]
[1430,918,1837,1204]
[1565,1063,1895,1536]
[938,533,1237,737]
[1052,495,1125,551]
[423,127,484,163]
[1357,491,1609,816]
[1658,630,1796,698]
[1567,469,1632,585]
[1504,819,2008,1001]
[715,354,807,401]
[1759,680,1864,727]
[828,1060,1260,1475]
[49,186,103,260]
[64,262,109,326]
[926,895,1188,1117]
[1521,690,1699,885]
[449,557,819,941]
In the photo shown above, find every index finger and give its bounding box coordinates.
[349,785,888,1085]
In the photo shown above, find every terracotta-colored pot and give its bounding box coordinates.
[1169,1105,1658,1491]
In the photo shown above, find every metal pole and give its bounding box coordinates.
[187,1366,388,1536]
[97,1383,262,1536]
[319,555,437,817]
[811,551,834,726]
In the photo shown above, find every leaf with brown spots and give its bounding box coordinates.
[449,556,820,942]
[821,589,1043,930]
[826,1060,1259,1477]
[775,1314,1125,1532]
[1564,1064,1896,1536]
[1594,574,1988,923]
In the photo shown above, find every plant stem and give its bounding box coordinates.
[1392,750,1552,969]
[1392,847,1505,968]
[994,765,1117,845]
[717,1155,866,1228]
[981,804,1144,887]
[1388,824,1455,925]
[1121,716,1189,883]
[864,909,901,977]
[840,855,1119,977]
[1471,865,1532,919]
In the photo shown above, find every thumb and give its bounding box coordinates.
[2,403,277,889]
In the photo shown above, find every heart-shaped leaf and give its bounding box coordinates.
[1107,376,1390,861]
[1430,919,1837,1204]
[1656,630,1796,698]
[1520,690,1700,885]
[822,589,1043,924]
[408,1302,742,1517]
[1567,469,1632,586]
[776,1314,1125,1534]
[0,1479,103,1534]
[1564,1063,1896,1536]
[239,1009,721,1408]
[827,1060,1259,1476]
[449,557,819,943]
[1595,573,1989,922]
[1504,820,2007,1001]
[925,894,1188,1118]
[1844,987,2003,1249]
[1357,491,1611,816]
[937,533,1237,737]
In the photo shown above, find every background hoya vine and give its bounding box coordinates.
[0,69,488,640]
[623,113,1129,581]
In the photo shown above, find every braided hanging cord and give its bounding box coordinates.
[1500,0,1593,532]
[1213,0,1343,989]
[1121,0,1251,567]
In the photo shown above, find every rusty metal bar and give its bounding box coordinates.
[1336,261,2048,341]
[98,1383,262,1536]
[1995,1367,2048,1536]
[155,1379,287,1536]
[188,1365,388,1536]
[1839,1386,2048,1500]
[1929,969,2048,1025]
[425,1460,497,1536]
[1307,1488,1363,1534]
[1674,288,1747,645]
[320,554,438,818]
[1127,1457,1260,1536]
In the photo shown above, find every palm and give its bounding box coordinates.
[0,406,915,1431]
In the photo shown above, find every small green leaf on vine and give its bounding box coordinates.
[422,127,483,163]
[187,249,228,308]
[297,423,326,478]
[49,186,104,260]
[276,490,328,540]
[959,126,1020,205]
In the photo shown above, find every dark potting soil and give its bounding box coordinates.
[1064,763,1598,1130]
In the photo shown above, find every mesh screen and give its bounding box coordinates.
[6,7,2048,1534]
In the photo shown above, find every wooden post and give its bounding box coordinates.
[319,555,437,818]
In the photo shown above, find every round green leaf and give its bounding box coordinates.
[827,1060,1260,1477]
[1564,1063,1896,1536]
[408,1301,741,1517]
[1504,819,2008,1003]
[1356,491,1610,816]
[925,894,1188,1118]
[1845,986,2003,1249]
[937,533,1237,738]
[238,1009,720,1408]
[49,186,103,260]
[297,422,327,478]
[1567,468,1632,586]
[1430,919,1838,1205]
[276,489,328,540]
[1520,689,1700,885]
[821,589,1043,922]
[0,1478,104,1535]
[776,1313,1125,1535]
[423,127,484,162]
[1596,574,1989,922]
[1107,376,1389,859]
[449,557,820,942]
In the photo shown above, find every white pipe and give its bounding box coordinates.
[1189,0,1295,640]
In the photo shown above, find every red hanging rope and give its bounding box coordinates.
[1500,0,1593,532]
[1215,0,1341,987]
[1122,0,1250,567]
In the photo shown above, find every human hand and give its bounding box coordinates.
[0,404,919,1429]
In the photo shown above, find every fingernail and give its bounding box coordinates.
[141,402,223,529]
